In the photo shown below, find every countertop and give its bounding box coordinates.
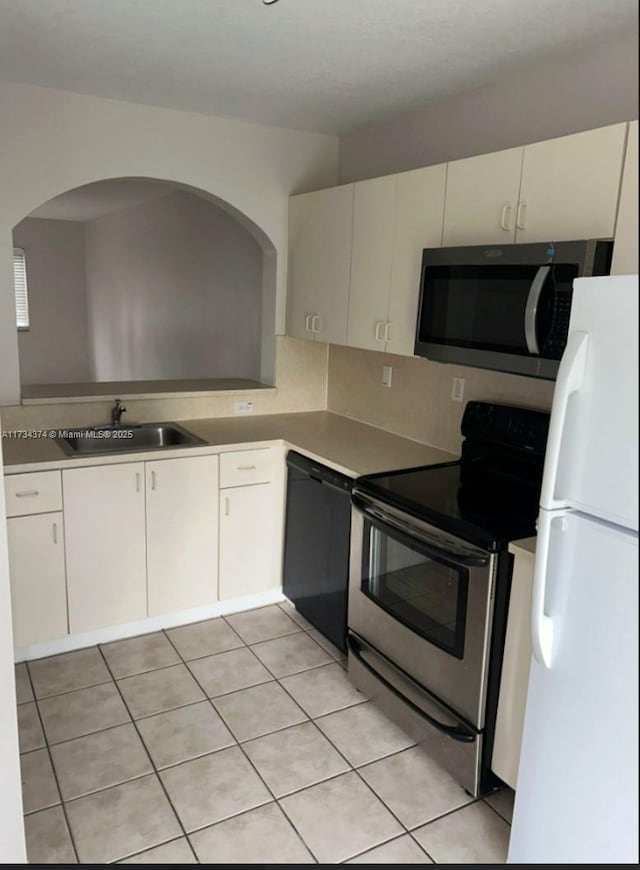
[1,411,456,478]
[509,537,537,556]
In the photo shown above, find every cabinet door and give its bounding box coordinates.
[288,185,354,345]
[219,484,278,601]
[443,147,523,246]
[146,455,219,617]
[64,463,147,634]
[612,122,638,275]
[492,547,534,789]
[387,164,447,356]
[8,512,67,648]
[347,176,396,352]
[516,123,627,243]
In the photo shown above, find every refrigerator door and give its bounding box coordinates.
[540,275,638,531]
[509,511,639,863]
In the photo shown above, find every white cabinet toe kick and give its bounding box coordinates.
[5,445,286,661]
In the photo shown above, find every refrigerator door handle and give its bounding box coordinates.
[531,508,569,669]
[540,330,589,510]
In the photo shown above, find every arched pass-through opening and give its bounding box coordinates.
[9,176,279,396]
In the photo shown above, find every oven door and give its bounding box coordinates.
[348,496,497,729]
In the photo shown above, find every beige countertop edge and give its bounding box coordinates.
[1,412,457,479]
[21,386,278,405]
[509,537,537,556]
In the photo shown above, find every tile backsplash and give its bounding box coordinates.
[327,344,555,454]
[1,336,555,455]
[0,337,328,432]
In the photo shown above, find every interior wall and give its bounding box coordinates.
[0,427,26,863]
[0,82,339,405]
[84,191,263,382]
[13,218,92,386]
[339,33,639,182]
[327,345,555,454]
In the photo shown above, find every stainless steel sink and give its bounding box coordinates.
[57,422,206,456]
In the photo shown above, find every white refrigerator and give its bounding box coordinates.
[508,274,639,864]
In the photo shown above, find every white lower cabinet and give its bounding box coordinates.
[146,455,219,616]
[219,483,279,601]
[7,512,67,648]
[63,463,147,634]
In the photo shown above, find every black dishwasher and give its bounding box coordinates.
[283,451,353,652]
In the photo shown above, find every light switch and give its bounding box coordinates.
[382,366,393,388]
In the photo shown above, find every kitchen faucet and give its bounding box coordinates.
[111,398,127,426]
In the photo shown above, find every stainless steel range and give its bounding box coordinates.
[347,401,549,796]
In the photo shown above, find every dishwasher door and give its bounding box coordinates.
[282,451,352,652]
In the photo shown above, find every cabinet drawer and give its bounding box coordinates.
[4,471,62,517]
[220,449,275,488]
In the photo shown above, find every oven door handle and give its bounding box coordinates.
[348,634,477,744]
[352,494,489,567]
[524,264,551,355]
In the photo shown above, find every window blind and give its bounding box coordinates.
[13,247,29,329]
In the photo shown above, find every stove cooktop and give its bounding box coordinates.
[356,402,550,551]
[356,460,542,551]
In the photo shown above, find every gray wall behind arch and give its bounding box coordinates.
[339,33,639,182]
[85,191,264,382]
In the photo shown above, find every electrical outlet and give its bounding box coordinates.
[234,400,254,415]
[451,377,465,403]
[382,365,393,388]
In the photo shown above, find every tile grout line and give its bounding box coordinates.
[95,645,201,865]
[163,613,436,863]
[161,623,321,863]
[23,661,81,864]
[208,626,404,863]
[481,793,513,826]
[20,611,498,864]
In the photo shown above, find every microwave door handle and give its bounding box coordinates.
[524,265,551,354]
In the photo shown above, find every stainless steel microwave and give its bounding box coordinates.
[414,239,613,379]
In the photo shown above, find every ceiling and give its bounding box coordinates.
[29,179,179,222]
[0,0,637,134]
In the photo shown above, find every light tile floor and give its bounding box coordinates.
[16,603,513,864]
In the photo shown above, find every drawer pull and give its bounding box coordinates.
[15,490,39,498]
[151,470,157,491]
[237,465,257,471]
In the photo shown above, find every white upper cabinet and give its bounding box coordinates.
[64,463,147,634]
[347,176,397,352]
[612,121,638,275]
[387,164,447,356]
[146,455,219,617]
[516,123,627,243]
[288,184,354,345]
[443,147,524,246]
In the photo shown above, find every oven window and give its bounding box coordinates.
[362,519,469,659]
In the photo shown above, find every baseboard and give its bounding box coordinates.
[14,587,285,662]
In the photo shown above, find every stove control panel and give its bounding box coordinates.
[461,401,550,456]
